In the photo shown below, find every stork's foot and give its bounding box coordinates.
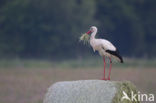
[101,78,107,80]
[101,78,111,80]
[107,78,110,80]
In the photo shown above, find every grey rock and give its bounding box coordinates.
[43,80,138,103]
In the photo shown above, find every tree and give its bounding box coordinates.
[0,0,97,58]
[96,0,156,57]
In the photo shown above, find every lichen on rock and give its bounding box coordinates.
[112,81,140,103]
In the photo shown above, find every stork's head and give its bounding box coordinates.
[86,26,97,35]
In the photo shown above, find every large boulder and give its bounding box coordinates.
[43,80,140,103]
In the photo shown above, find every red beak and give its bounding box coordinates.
[86,30,91,35]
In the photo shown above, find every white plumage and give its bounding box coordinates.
[90,39,116,57]
[88,26,122,61]
[85,26,123,80]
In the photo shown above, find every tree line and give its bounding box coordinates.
[0,0,155,59]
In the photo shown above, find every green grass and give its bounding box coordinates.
[0,57,156,69]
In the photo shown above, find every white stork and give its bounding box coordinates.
[86,26,123,80]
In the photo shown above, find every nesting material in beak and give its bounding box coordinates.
[79,33,90,44]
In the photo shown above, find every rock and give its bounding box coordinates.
[43,80,139,103]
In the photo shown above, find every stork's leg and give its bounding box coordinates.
[102,57,106,80]
[108,57,112,80]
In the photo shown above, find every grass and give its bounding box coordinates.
[0,58,155,103]
[0,67,156,103]
[0,57,156,69]
[113,81,140,103]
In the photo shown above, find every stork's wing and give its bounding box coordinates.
[105,49,123,63]
[100,39,123,63]
[100,39,116,51]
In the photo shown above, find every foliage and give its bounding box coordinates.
[96,0,156,57]
[0,0,156,58]
[0,0,96,58]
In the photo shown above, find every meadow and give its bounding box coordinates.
[0,58,156,103]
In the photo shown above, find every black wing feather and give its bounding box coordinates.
[106,49,123,63]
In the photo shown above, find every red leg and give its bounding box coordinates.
[108,57,112,80]
[102,57,106,80]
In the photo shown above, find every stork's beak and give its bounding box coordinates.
[86,30,91,35]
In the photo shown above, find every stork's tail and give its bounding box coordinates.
[106,49,124,63]
[118,55,124,63]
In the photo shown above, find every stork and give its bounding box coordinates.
[86,26,123,80]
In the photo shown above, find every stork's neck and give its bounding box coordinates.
[90,30,97,40]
